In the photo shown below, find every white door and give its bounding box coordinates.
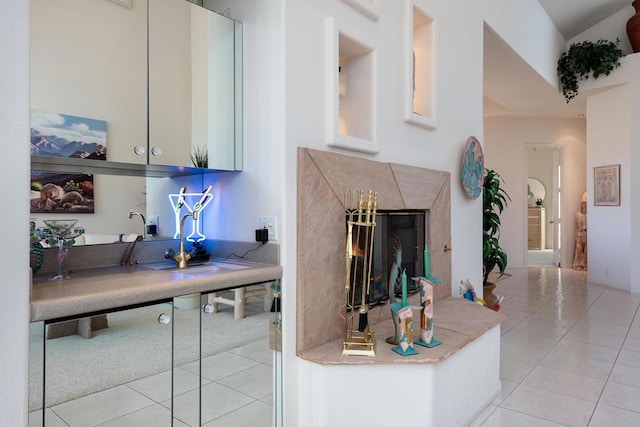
[551,148,562,266]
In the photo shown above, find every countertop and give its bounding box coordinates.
[30,258,282,322]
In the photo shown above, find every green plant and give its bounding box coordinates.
[557,38,624,103]
[483,168,511,286]
[190,145,208,168]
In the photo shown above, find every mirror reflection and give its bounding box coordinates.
[30,0,242,244]
[527,178,546,206]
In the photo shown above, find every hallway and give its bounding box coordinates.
[472,267,640,426]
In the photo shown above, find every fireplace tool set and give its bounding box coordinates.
[342,189,378,356]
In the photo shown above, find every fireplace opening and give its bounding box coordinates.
[347,210,426,310]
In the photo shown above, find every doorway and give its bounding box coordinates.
[526,146,561,267]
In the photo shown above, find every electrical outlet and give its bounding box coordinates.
[259,216,277,241]
[148,215,159,226]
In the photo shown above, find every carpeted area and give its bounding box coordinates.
[29,295,270,411]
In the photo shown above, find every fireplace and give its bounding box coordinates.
[297,147,451,353]
[349,211,426,309]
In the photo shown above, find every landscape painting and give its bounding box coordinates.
[30,171,95,214]
[31,109,107,160]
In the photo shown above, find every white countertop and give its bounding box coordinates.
[30,259,282,322]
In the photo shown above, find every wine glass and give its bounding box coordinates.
[42,219,84,280]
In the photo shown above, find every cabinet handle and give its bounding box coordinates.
[133,145,145,155]
[444,245,452,252]
[202,303,214,314]
[151,147,162,157]
[157,313,171,325]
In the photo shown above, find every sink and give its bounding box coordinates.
[142,260,250,272]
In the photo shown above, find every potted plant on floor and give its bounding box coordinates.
[483,168,510,310]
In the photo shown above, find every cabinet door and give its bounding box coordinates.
[32,302,174,426]
[149,0,240,170]
[30,0,148,165]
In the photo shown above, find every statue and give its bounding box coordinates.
[573,193,587,271]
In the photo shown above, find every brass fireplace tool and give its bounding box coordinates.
[342,189,378,356]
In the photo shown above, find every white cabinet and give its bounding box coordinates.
[30,0,242,172]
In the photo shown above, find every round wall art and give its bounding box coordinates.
[460,136,484,199]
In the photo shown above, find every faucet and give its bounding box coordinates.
[128,210,147,241]
[121,235,143,265]
[165,211,198,269]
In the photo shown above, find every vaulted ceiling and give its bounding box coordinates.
[484,0,633,118]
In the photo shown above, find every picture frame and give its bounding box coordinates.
[594,164,620,206]
[30,170,95,214]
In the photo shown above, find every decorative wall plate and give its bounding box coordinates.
[460,136,484,199]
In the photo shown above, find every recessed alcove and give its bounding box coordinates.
[404,0,436,129]
[325,18,377,153]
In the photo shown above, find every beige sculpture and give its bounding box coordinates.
[573,193,587,271]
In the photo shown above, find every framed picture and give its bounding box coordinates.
[594,164,620,206]
[30,171,95,214]
[31,110,107,161]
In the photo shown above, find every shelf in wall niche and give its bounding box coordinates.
[30,156,229,178]
[341,0,380,21]
[404,0,437,130]
[325,17,378,154]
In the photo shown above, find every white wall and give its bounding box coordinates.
[568,4,636,54]
[586,86,631,290]
[483,0,565,90]
[282,0,484,424]
[484,118,586,269]
[0,1,30,425]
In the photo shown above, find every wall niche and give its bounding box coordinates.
[325,18,377,154]
[404,0,436,129]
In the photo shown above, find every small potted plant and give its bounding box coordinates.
[557,38,624,103]
[483,168,510,310]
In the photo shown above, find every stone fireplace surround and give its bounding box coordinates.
[297,147,452,354]
[295,148,505,426]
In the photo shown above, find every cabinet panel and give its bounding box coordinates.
[32,302,174,426]
[149,0,241,170]
[30,0,148,165]
[527,207,546,250]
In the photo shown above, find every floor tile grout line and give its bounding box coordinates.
[490,268,604,425]
[584,299,640,425]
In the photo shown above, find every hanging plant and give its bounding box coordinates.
[557,38,624,103]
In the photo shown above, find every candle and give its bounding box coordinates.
[424,247,430,278]
[401,270,407,307]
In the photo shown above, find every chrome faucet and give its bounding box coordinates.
[128,210,147,241]
[165,211,198,269]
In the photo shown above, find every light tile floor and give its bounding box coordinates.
[471,267,640,427]
[30,267,640,426]
[28,339,274,427]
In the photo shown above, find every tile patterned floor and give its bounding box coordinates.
[471,267,640,427]
[30,267,640,426]
[28,339,274,427]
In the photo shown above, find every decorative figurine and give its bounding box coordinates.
[573,192,587,271]
[413,276,441,348]
[391,305,418,356]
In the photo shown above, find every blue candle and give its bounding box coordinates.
[424,247,430,278]
[402,270,407,307]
